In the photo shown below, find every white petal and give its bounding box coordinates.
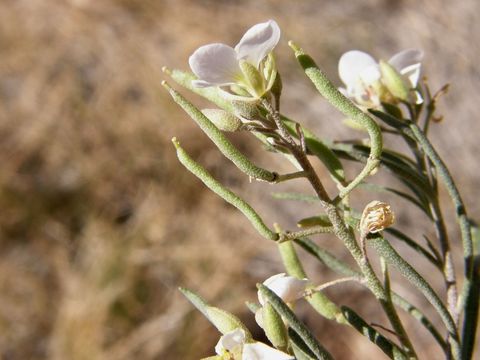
[388,49,423,87]
[235,20,281,68]
[338,50,377,87]
[258,273,308,306]
[243,342,294,360]
[400,63,422,87]
[214,328,246,355]
[189,43,241,86]
[359,64,381,85]
[254,308,264,329]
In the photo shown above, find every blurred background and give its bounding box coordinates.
[1,0,479,359]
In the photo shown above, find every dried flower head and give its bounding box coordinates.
[360,201,395,235]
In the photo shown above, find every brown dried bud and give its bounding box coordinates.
[360,201,395,235]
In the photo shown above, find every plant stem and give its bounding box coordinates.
[263,100,417,359]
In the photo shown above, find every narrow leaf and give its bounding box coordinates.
[173,139,278,240]
[341,306,408,360]
[271,192,319,203]
[258,284,333,360]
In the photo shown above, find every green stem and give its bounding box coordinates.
[295,237,448,352]
[289,41,382,200]
[172,138,278,241]
[263,99,416,357]
[280,225,334,242]
[278,240,347,324]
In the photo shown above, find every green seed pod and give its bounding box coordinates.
[379,60,409,101]
[201,109,242,132]
[239,60,265,97]
[262,303,289,351]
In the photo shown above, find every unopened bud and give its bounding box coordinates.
[262,302,288,351]
[201,109,242,132]
[380,60,409,101]
[231,100,260,120]
[360,201,395,235]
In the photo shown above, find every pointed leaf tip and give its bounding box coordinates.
[171,137,180,148]
[161,80,172,90]
[288,40,301,52]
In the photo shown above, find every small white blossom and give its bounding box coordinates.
[213,328,293,360]
[214,328,246,356]
[189,20,280,98]
[243,342,294,360]
[338,49,423,108]
[258,273,309,306]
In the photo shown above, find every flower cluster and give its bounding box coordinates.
[189,20,280,100]
[338,49,423,108]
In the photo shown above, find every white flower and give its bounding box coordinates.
[338,49,423,108]
[189,20,280,98]
[242,342,294,360]
[258,273,309,306]
[214,328,246,356]
[213,329,293,360]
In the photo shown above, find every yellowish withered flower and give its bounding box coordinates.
[360,201,395,235]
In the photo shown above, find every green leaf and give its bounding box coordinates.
[271,192,319,203]
[341,306,408,360]
[295,237,448,351]
[257,284,333,360]
[289,328,317,360]
[369,109,410,134]
[370,235,460,357]
[297,215,332,228]
[179,287,210,319]
[384,228,440,268]
[461,255,480,360]
[173,139,278,240]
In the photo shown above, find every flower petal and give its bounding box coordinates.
[243,342,294,360]
[359,64,381,85]
[388,49,423,87]
[338,50,377,87]
[214,328,246,355]
[235,20,281,68]
[189,43,242,86]
[258,273,308,306]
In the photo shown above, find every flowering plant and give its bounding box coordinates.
[163,19,479,360]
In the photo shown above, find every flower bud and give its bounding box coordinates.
[231,100,260,120]
[262,302,288,351]
[239,59,265,97]
[201,109,242,132]
[360,201,395,235]
[379,60,409,101]
[206,306,252,340]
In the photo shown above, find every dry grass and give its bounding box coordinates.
[0,0,479,359]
